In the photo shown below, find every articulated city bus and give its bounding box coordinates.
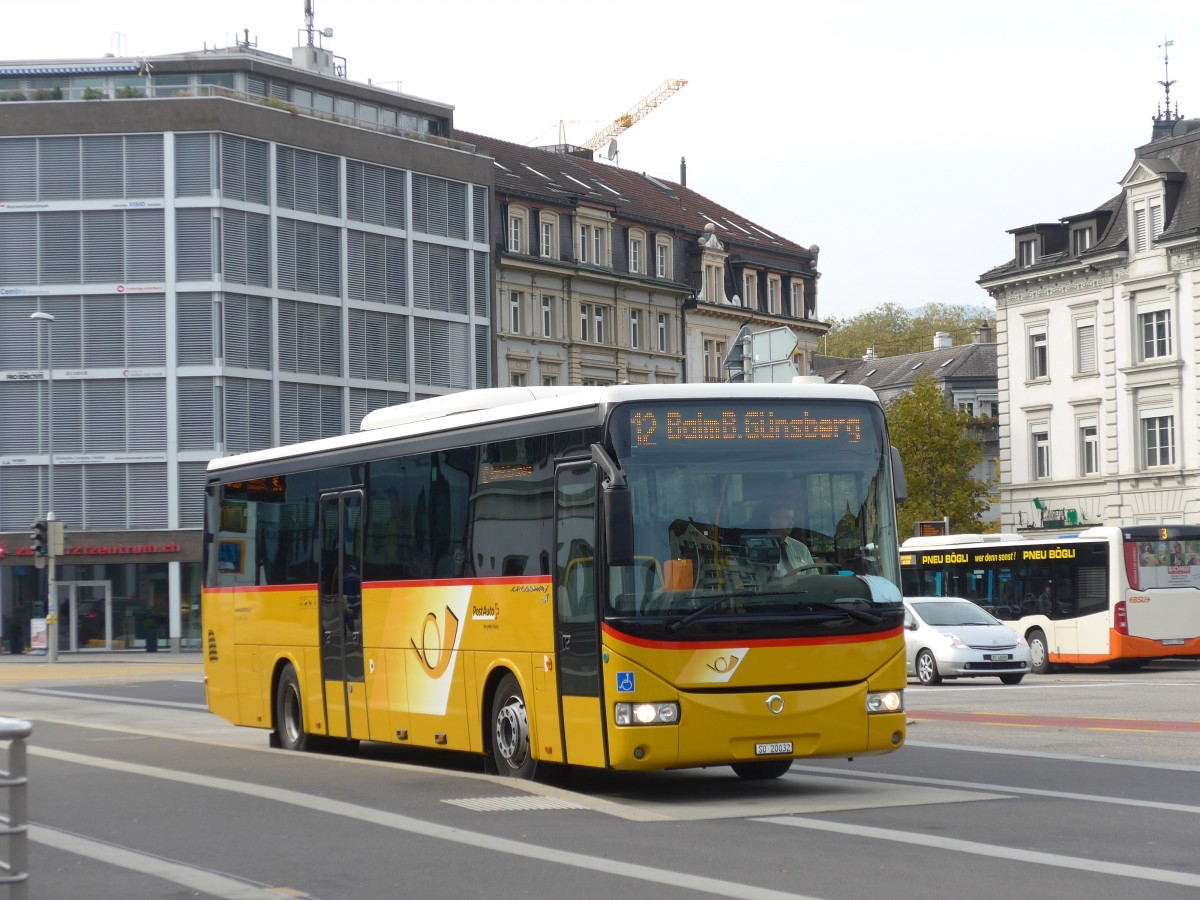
[203,383,907,780]
[900,526,1200,673]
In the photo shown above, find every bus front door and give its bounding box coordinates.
[554,464,606,768]
[319,491,368,741]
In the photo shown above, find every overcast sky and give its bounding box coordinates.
[6,0,1197,319]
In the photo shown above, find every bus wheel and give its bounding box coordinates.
[1028,630,1051,675]
[916,649,942,685]
[491,674,536,779]
[275,664,310,752]
[732,759,793,780]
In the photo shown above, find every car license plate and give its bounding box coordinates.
[988,653,1012,661]
[755,742,793,756]
[1162,639,1185,646]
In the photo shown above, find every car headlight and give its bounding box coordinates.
[939,632,970,650]
[866,691,903,713]
[1015,635,1029,648]
[614,702,680,726]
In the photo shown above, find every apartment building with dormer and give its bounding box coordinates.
[979,104,1200,531]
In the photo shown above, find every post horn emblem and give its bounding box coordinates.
[765,694,785,715]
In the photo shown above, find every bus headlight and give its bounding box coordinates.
[866,691,903,714]
[614,702,680,726]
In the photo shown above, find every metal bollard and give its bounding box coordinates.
[0,717,32,899]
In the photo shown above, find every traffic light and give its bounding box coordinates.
[30,519,48,557]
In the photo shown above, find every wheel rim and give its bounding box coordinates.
[917,653,934,683]
[495,695,530,770]
[282,683,302,746]
[1030,637,1046,671]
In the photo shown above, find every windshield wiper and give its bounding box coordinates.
[801,601,884,626]
[666,591,765,632]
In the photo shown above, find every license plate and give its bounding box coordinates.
[755,742,793,756]
[1162,639,1185,646]
[988,654,1012,661]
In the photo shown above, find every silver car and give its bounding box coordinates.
[904,596,1030,685]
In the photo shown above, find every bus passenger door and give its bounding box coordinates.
[319,491,368,740]
[554,464,606,768]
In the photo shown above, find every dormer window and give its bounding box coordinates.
[1131,197,1164,253]
[1019,238,1037,267]
[1072,226,1093,256]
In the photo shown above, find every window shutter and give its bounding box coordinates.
[177,461,209,527]
[0,214,36,283]
[174,133,213,196]
[40,137,81,200]
[177,378,215,450]
[127,379,167,450]
[83,210,124,283]
[82,136,124,199]
[40,212,82,283]
[126,209,165,281]
[176,209,214,280]
[0,138,36,202]
[127,294,166,366]
[124,135,163,197]
[177,294,215,365]
[1077,324,1095,373]
[473,251,489,318]
[473,185,488,243]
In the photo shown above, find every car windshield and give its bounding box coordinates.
[912,600,998,627]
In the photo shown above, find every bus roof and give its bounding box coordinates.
[206,381,883,475]
[901,526,1121,549]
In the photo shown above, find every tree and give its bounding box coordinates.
[822,302,994,359]
[887,375,992,537]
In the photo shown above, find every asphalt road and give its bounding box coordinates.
[2,657,1198,899]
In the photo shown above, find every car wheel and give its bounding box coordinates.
[491,673,536,779]
[916,649,942,685]
[732,759,793,780]
[274,664,310,751]
[999,674,1025,685]
[1028,629,1051,675]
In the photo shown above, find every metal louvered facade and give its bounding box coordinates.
[0,52,493,652]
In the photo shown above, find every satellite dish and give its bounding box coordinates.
[606,139,618,160]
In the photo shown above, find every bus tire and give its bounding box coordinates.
[274,664,311,752]
[491,673,536,779]
[1028,629,1051,675]
[732,759,793,780]
[915,649,942,685]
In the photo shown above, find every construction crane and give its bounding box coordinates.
[580,78,688,152]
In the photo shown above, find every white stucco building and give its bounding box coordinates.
[979,109,1200,531]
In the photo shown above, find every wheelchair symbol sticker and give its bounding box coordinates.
[616,672,635,693]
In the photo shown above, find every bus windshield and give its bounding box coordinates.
[604,399,902,629]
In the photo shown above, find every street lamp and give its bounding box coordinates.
[30,311,56,664]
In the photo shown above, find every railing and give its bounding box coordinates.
[0,84,476,153]
[0,718,32,899]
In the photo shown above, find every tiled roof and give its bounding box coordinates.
[812,343,996,392]
[461,131,813,259]
[982,122,1200,279]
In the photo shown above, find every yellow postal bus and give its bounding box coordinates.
[203,383,907,779]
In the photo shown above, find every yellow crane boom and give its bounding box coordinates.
[581,78,688,151]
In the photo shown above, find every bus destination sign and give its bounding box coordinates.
[629,407,863,450]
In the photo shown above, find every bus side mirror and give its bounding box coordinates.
[891,446,908,503]
[604,486,635,567]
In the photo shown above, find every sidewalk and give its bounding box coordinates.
[0,649,202,686]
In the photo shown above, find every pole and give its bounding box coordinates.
[31,312,56,664]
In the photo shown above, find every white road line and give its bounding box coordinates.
[32,747,820,900]
[903,739,1200,772]
[20,687,208,710]
[29,824,301,900]
[791,762,1200,814]
[754,815,1200,888]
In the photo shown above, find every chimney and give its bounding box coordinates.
[680,156,687,187]
[933,331,952,350]
[974,322,993,343]
[863,346,876,360]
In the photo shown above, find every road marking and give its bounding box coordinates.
[902,740,1200,773]
[754,815,1200,888]
[20,687,208,711]
[32,747,821,900]
[792,762,1200,814]
[30,824,308,899]
[909,709,1200,733]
